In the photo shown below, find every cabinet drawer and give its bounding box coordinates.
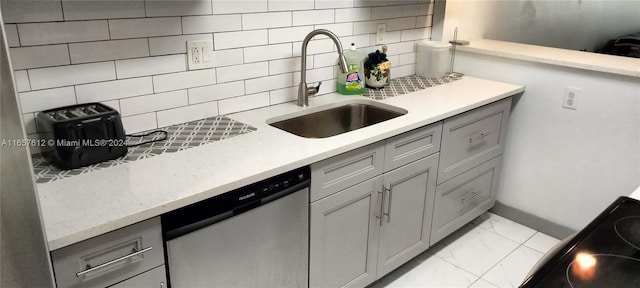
[384,121,442,172]
[430,156,502,245]
[311,141,385,202]
[438,98,511,184]
[108,265,166,288]
[51,217,164,288]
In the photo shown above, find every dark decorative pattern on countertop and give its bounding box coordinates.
[364,74,460,100]
[33,115,256,183]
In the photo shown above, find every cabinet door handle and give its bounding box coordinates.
[461,190,482,203]
[468,132,490,143]
[375,190,384,226]
[383,185,393,223]
[76,246,153,278]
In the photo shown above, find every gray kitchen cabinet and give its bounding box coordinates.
[376,153,438,278]
[438,97,511,184]
[431,156,503,245]
[309,175,383,288]
[51,217,165,288]
[310,125,441,287]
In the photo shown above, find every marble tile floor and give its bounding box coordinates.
[369,212,561,288]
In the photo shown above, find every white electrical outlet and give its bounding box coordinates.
[563,86,581,110]
[187,40,213,70]
[376,23,386,45]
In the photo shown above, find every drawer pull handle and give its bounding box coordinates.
[383,185,393,223]
[461,191,482,203]
[76,246,153,278]
[468,132,490,143]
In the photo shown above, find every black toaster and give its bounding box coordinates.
[37,103,128,169]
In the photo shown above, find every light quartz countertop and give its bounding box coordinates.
[456,39,640,78]
[37,76,524,251]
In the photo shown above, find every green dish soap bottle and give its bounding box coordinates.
[337,43,365,95]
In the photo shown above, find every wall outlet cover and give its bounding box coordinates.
[187,40,214,70]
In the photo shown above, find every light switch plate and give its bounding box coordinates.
[187,40,213,70]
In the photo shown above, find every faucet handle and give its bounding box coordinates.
[307,81,322,96]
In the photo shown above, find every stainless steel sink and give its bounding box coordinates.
[268,100,407,138]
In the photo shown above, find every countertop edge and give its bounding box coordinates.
[457,39,640,78]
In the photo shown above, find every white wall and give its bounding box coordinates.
[456,52,640,230]
[1,0,435,153]
[441,0,640,52]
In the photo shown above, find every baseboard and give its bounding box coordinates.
[490,201,576,239]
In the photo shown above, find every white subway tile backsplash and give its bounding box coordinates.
[293,66,334,83]
[371,5,402,20]
[401,28,430,41]
[188,81,245,104]
[416,15,432,28]
[62,0,145,20]
[315,0,354,9]
[335,8,371,22]
[268,0,314,11]
[121,112,158,134]
[387,17,416,31]
[29,62,116,90]
[19,87,76,113]
[18,21,109,46]
[269,56,312,74]
[292,10,334,26]
[153,69,217,93]
[215,30,268,50]
[22,113,37,134]
[386,41,415,55]
[245,73,293,94]
[292,38,336,56]
[116,55,186,79]
[218,92,269,115]
[156,101,219,128]
[244,43,293,63]
[2,0,63,23]
[315,23,353,37]
[313,52,339,68]
[269,26,314,44]
[212,0,267,14]
[10,45,70,70]
[14,70,31,92]
[6,0,432,134]
[216,62,269,83]
[149,34,214,56]
[182,15,242,34]
[109,17,182,39]
[355,0,387,7]
[69,39,149,64]
[399,52,416,65]
[76,77,153,103]
[5,25,20,47]
[120,90,189,116]
[211,49,245,67]
[145,0,212,17]
[269,86,297,104]
[403,3,429,17]
[243,12,292,30]
[339,34,370,48]
[353,20,386,34]
[101,100,121,113]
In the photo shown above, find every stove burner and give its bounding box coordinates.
[566,254,640,288]
[614,216,640,250]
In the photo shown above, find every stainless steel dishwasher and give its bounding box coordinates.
[162,166,310,287]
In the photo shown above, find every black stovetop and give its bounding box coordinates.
[521,196,640,288]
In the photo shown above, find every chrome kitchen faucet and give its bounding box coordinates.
[298,29,349,107]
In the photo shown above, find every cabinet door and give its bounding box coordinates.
[310,176,383,288]
[376,153,439,278]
